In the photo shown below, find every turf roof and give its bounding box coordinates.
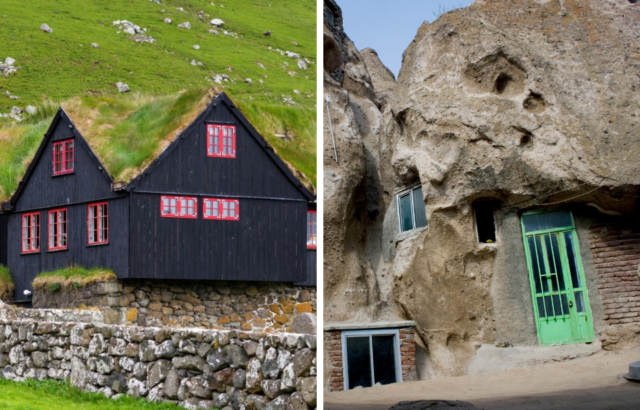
[0,89,315,204]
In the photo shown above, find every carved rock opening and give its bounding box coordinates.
[523,91,547,113]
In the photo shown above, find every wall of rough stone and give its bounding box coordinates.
[32,280,316,334]
[0,314,317,409]
[325,327,417,392]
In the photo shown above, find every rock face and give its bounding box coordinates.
[324,0,640,385]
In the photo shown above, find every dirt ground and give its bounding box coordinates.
[324,347,640,410]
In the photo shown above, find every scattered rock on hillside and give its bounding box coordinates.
[285,51,300,59]
[292,41,298,47]
[178,22,191,29]
[256,61,265,69]
[91,43,99,48]
[40,23,53,33]
[193,45,200,50]
[297,60,307,70]
[263,30,271,37]
[259,79,264,85]
[164,18,172,24]
[113,20,144,35]
[210,18,224,27]
[131,35,155,44]
[116,82,130,93]
[11,107,22,116]
[26,105,37,115]
[288,71,296,77]
[177,7,184,12]
[9,95,18,100]
[208,29,219,35]
[0,58,19,77]
[244,78,253,85]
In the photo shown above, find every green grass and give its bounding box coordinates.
[0,264,14,297]
[32,266,116,292]
[0,379,187,410]
[0,0,317,200]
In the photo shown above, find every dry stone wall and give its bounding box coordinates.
[33,280,316,334]
[0,311,317,409]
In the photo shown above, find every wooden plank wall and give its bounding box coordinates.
[129,193,306,282]
[6,197,130,299]
[0,213,7,266]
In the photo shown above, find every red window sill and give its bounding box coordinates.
[307,246,317,250]
[87,242,109,247]
[52,171,75,177]
[21,250,40,255]
[160,214,198,219]
[47,247,68,252]
[207,153,236,159]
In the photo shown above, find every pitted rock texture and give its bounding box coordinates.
[324,0,640,385]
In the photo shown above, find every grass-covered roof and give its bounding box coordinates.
[0,89,316,203]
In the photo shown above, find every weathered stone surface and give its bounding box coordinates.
[261,379,285,399]
[206,348,229,371]
[291,314,316,335]
[127,377,148,398]
[265,394,290,410]
[164,369,180,399]
[155,340,177,359]
[389,401,477,410]
[292,348,313,377]
[245,358,263,393]
[139,340,157,362]
[172,355,205,372]
[147,359,171,388]
[224,344,249,368]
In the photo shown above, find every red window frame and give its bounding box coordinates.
[52,139,74,175]
[88,202,109,245]
[160,196,198,219]
[307,211,317,249]
[203,198,240,221]
[21,212,41,254]
[207,124,236,158]
[48,208,68,251]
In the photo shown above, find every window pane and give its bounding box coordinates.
[412,187,427,229]
[534,236,548,292]
[527,237,543,294]
[564,231,581,288]
[399,194,414,232]
[575,291,585,313]
[346,337,372,389]
[522,210,572,233]
[372,335,397,386]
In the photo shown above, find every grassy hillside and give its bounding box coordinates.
[0,0,316,195]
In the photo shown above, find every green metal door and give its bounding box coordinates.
[521,210,595,346]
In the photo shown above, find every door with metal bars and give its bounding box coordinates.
[521,209,595,346]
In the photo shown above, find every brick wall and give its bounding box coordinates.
[326,327,417,392]
[589,222,640,325]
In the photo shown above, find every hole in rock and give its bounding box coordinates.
[629,0,638,4]
[494,73,512,94]
[523,91,547,113]
[474,201,497,244]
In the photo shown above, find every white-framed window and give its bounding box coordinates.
[341,329,403,390]
[396,185,427,233]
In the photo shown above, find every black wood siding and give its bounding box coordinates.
[295,249,317,286]
[133,100,303,200]
[6,198,130,299]
[0,213,7,266]
[129,193,306,282]
[13,115,115,213]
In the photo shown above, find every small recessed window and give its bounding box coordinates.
[207,124,236,158]
[48,209,68,251]
[342,330,402,390]
[307,211,317,249]
[52,139,74,175]
[203,198,240,221]
[475,202,497,243]
[161,196,198,219]
[21,212,40,254]
[88,203,109,245]
[397,186,427,233]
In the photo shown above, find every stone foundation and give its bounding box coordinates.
[32,280,316,333]
[589,222,640,325]
[325,327,417,392]
[0,312,317,409]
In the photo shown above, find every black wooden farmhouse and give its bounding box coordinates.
[0,92,317,301]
